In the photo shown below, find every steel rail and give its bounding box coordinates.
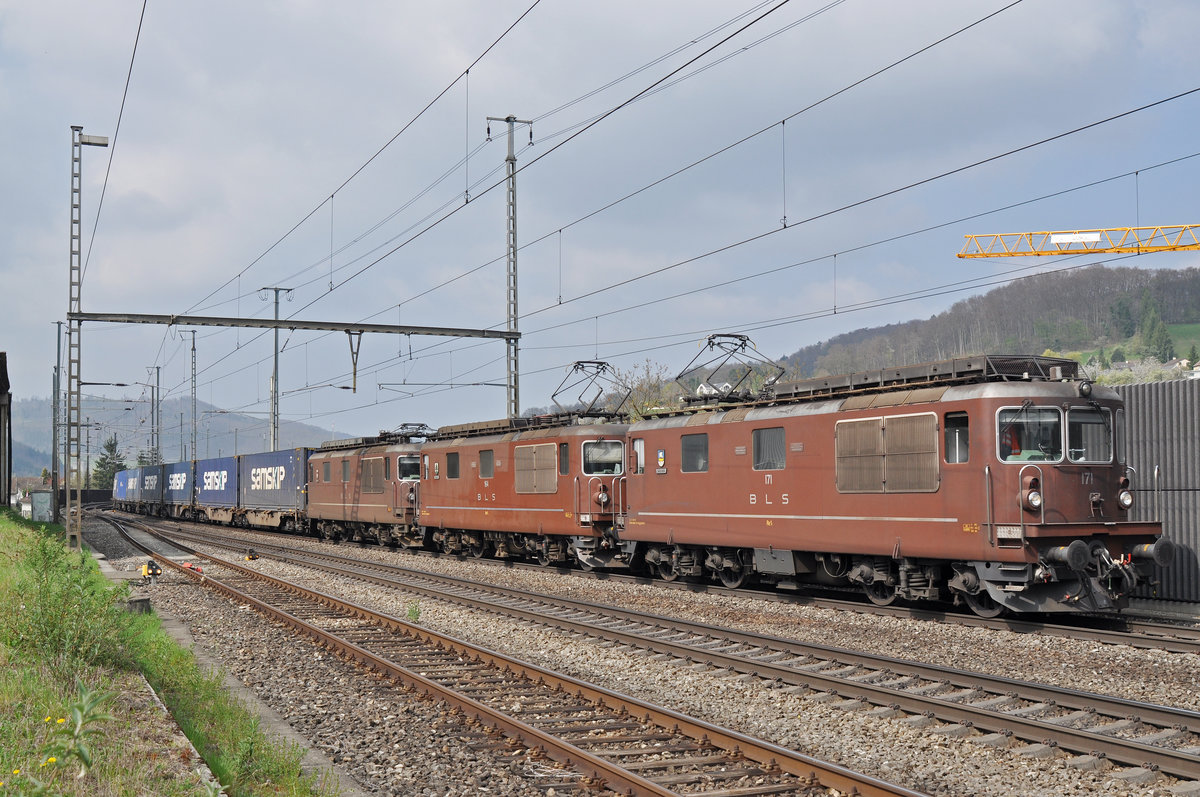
[152,521,1200,781]
[110,518,926,797]
[116,511,1200,655]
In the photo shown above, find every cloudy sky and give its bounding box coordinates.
[3,0,1199,456]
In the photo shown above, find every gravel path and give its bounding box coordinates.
[87,519,1200,796]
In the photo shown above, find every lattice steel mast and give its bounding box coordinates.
[65,125,107,550]
[487,115,532,419]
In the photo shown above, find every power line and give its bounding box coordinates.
[183,0,545,316]
[81,0,147,284]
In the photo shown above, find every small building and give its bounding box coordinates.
[1,352,10,508]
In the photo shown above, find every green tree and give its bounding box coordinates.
[1140,307,1175,362]
[612,359,682,420]
[1109,297,1136,338]
[1188,343,1198,365]
[91,435,128,491]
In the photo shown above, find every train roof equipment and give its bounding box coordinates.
[670,353,1083,414]
[317,424,432,451]
[676,334,785,407]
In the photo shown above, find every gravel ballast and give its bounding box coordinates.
[87,519,1200,796]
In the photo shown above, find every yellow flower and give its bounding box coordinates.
[47,757,57,764]
[56,718,66,724]
[12,768,19,775]
[44,715,51,722]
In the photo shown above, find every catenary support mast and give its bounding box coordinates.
[488,114,531,419]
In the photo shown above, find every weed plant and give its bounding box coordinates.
[0,510,340,796]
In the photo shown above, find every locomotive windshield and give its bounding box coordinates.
[997,406,1063,462]
[1066,407,1113,463]
[583,440,624,475]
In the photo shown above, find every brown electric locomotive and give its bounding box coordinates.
[306,428,424,546]
[619,354,1173,615]
[418,413,630,566]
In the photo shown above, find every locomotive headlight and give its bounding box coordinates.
[1020,473,1042,512]
[1118,489,1134,509]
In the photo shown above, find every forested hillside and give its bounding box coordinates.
[781,266,1200,377]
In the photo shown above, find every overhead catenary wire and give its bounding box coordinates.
[81,0,148,284]
[166,7,1193,415]
[183,0,545,317]
[131,4,1190,436]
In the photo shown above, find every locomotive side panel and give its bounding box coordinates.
[624,401,993,561]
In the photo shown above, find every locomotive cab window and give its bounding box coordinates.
[583,440,624,475]
[479,449,495,479]
[1067,407,1113,464]
[681,433,709,473]
[446,452,460,479]
[559,443,570,475]
[323,461,331,482]
[399,455,420,480]
[632,438,645,474]
[997,407,1062,463]
[944,412,969,464]
[752,427,785,470]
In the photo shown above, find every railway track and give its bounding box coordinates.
[116,512,1200,655]
[143,519,1200,783]
[101,515,925,797]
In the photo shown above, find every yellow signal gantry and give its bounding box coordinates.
[958,224,1200,258]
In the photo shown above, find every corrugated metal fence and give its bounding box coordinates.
[1115,379,1200,604]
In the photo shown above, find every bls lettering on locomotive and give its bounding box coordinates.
[250,466,287,491]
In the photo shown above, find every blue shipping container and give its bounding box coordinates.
[163,461,193,508]
[239,449,308,511]
[113,468,137,502]
[137,465,164,505]
[195,456,238,509]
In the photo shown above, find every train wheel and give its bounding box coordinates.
[717,566,746,589]
[655,559,680,582]
[963,590,1005,618]
[469,540,489,559]
[863,581,897,606]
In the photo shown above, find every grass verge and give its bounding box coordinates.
[0,508,341,796]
